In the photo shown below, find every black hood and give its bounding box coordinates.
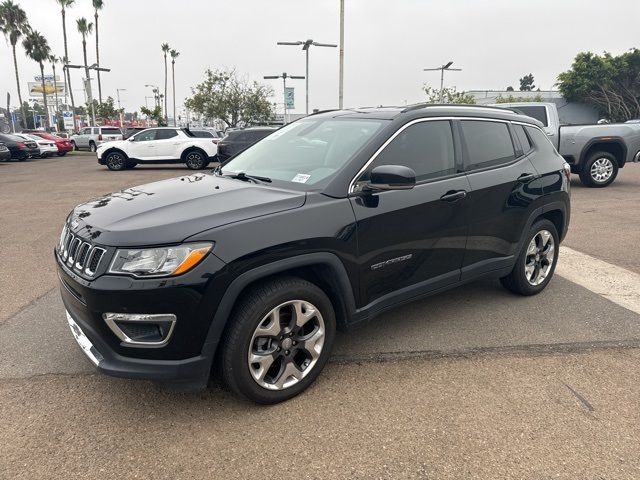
[69,173,306,246]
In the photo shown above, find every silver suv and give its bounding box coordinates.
[70,126,123,152]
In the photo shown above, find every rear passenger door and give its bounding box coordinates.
[152,129,181,159]
[459,119,544,279]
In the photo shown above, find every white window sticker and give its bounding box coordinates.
[292,173,311,183]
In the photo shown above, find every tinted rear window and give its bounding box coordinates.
[513,106,548,127]
[512,125,532,153]
[191,130,214,138]
[461,120,515,170]
[101,128,122,135]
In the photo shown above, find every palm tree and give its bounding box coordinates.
[0,0,30,129]
[92,0,103,103]
[50,55,61,122]
[161,43,170,124]
[76,17,95,125]
[23,30,52,129]
[55,0,76,126]
[170,49,179,127]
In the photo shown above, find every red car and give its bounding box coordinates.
[24,131,74,156]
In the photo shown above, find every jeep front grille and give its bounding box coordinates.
[58,226,106,278]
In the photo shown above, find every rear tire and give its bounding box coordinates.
[500,219,559,296]
[89,141,97,153]
[579,151,618,187]
[184,150,207,170]
[57,152,67,157]
[221,277,336,404]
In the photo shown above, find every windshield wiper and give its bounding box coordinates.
[221,171,272,183]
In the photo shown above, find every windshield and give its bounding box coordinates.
[221,118,387,187]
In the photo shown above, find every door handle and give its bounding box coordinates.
[517,173,537,182]
[440,190,467,202]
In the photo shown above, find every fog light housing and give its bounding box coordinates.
[102,313,176,347]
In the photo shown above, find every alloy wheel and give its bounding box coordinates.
[524,230,555,286]
[106,153,125,170]
[590,157,614,183]
[186,152,204,169]
[247,300,325,390]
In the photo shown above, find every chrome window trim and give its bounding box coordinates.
[348,116,516,194]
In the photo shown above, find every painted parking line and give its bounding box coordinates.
[557,246,640,315]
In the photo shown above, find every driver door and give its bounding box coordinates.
[349,119,470,307]
[128,129,157,159]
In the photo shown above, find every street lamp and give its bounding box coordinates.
[65,63,111,126]
[263,72,305,124]
[423,61,462,103]
[116,88,126,127]
[277,39,337,114]
[145,84,160,110]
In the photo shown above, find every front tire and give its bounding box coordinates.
[579,152,618,187]
[221,277,336,404]
[71,140,77,151]
[184,150,207,170]
[500,219,559,296]
[104,151,127,171]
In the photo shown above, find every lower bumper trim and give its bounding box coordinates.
[66,310,104,366]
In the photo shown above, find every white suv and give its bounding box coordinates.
[96,127,218,171]
[70,126,123,152]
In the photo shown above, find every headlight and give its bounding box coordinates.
[109,242,212,277]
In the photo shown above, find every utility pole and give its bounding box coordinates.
[263,72,305,124]
[423,61,462,103]
[116,88,126,127]
[277,39,337,114]
[339,0,345,109]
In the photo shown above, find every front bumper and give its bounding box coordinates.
[57,249,228,390]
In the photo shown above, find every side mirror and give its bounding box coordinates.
[365,165,416,192]
[128,136,135,142]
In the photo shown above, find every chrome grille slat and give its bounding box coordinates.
[57,225,107,278]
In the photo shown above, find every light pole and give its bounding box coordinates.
[277,39,337,114]
[423,61,462,103]
[339,0,345,109]
[116,88,126,127]
[65,63,110,125]
[145,84,160,112]
[263,72,305,124]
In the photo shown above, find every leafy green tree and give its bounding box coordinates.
[55,0,76,122]
[0,0,30,129]
[506,86,514,92]
[140,105,166,126]
[495,94,544,103]
[423,86,476,104]
[519,73,535,91]
[96,96,121,120]
[185,69,275,127]
[558,49,640,122]
[23,30,52,129]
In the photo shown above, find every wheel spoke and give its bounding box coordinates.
[254,310,282,338]
[293,301,317,328]
[249,352,276,382]
[300,327,324,361]
[273,361,303,390]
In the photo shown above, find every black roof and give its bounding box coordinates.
[310,104,543,127]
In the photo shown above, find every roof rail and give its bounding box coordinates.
[400,103,520,114]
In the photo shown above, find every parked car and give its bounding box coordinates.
[0,133,40,160]
[57,105,570,403]
[96,127,218,170]
[493,102,640,187]
[216,126,277,162]
[70,126,124,152]
[625,119,640,124]
[122,127,147,140]
[16,133,58,158]
[0,142,10,161]
[23,130,74,156]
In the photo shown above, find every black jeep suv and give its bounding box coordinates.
[56,105,570,403]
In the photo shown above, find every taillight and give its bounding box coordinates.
[16,142,26,148]
[98,134,103,141]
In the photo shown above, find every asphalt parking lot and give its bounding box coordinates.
[2,153,640,479]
